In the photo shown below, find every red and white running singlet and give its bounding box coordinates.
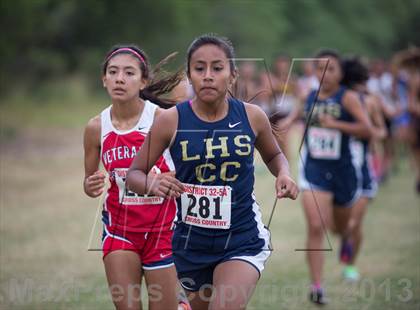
[100,100,176,232]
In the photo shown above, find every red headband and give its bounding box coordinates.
[105,48,146,65]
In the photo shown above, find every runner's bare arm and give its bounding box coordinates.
[150,107,175,177]
[245,104,289,175]
[245,103,298,199]
[127,108,184,197]
[367,95,387,140]
[83,116,106,197]
[319,90,373,139]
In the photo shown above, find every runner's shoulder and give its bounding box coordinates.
[85,115,101,137]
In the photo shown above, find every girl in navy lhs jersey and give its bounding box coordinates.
[340,57,387,281]
[298,50,372,304]
[127,34,298,310]
[83,45,189,310]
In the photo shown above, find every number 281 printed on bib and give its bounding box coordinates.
[180,183,232,229]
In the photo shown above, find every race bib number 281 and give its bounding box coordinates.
[180,183,232,229]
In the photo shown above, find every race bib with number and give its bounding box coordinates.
[114,168,164,205]
[180,183,232,229]
[307,127,342,160]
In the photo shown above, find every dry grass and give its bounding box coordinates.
[0,96,419,309]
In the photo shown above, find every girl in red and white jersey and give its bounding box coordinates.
[83,45,187,310]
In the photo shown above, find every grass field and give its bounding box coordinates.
[1,84,419,309]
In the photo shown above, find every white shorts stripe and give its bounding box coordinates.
[142,262,175,271]
[229,195,271,275]
[103,226,133,245]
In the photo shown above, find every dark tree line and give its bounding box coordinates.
[1,0,419,92]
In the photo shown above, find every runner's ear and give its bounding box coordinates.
[230,68,238,86]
